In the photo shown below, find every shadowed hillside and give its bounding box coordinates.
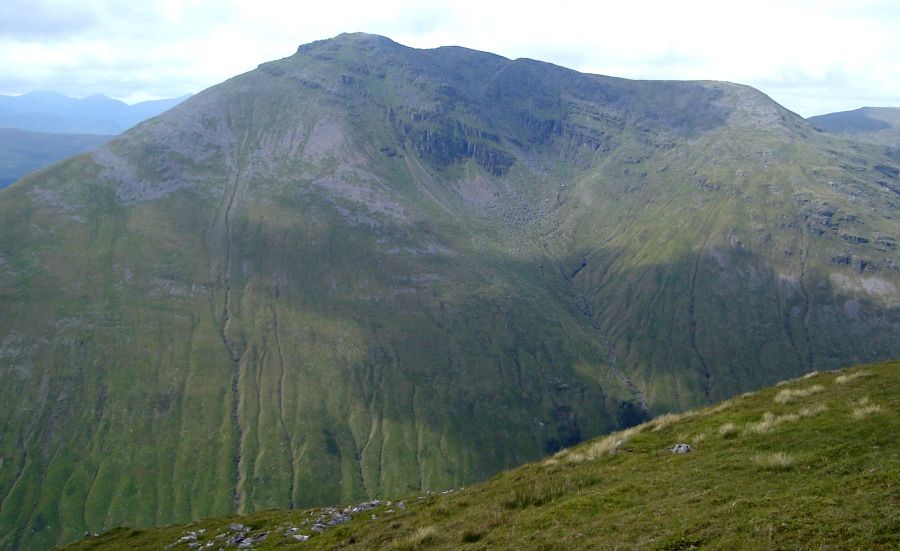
[62,360,900,550]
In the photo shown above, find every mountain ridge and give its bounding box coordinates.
[0,33,897,550]
[808,106,900,146]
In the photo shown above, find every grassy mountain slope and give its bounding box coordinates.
[62,359,900,550]
[0,34,898,549]
[0,128,113,189]
[808,106,900,146]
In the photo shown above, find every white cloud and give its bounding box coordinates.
[0,0,897,115]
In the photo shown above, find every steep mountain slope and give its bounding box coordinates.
[0,128,113,189]
[808,106,900,146]
[63,360,900,550]
[0,92,188,135]
[0,33,898,549]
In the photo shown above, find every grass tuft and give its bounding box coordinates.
[651,411,699,432]
[707,398,734,414]
[835,371,867,384]
[851,396,883,419]
[798,403,828,417]
[566,423,647,463]
[774,385,825,404]
[754,452,796,471]
[718,422,738,438]
[400,526,438,549]
[502,476,597,509]
[745,401,828,434]
[746,412,793,434]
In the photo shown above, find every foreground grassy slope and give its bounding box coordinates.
[63,359,900,550]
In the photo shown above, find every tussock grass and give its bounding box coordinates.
[651,410,700,432]
[565,434,624,462]
[754,452,795,471]
[835,371,867,384]
[774,385,825,404]
[718,422,738,438]
[798,403,828,417]
[565,423,647,463]
[851,396,883,419]
[400,526,438,549]
[745,402,827,435]
[746,412,797,434]
[502,476,596,509]
[707,398,734,414]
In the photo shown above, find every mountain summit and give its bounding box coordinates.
[0,33,898,549]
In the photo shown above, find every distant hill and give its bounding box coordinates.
[62,360,900,550]
[0,128,113,189]
[0,92,187,188]
[0,91,188,135]
[808,107,900,146]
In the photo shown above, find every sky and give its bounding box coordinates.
[0,0,898,117]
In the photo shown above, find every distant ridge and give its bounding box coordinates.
[808,106,900,146]
[0,128,113,189]
[0,91,189,135]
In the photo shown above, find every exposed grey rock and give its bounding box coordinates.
[671,443,693,454]
[344,499,381,514]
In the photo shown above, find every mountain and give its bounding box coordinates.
[0,91,189,135]
[0,128,113,189]
[808,106,900,146]
[0,33,898,550]
[62,360,900,550]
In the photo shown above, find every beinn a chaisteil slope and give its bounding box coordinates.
[0,33,898,549]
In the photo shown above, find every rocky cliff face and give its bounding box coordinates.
[0,33,898,550]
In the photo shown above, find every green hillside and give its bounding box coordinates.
[0,33,898,549]
[62,360,900,550]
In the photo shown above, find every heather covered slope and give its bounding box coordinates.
[1,33,899,549]
[63,360,900,550]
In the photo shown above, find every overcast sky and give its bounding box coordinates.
[1,0,898,117]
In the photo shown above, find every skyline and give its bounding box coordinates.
[1,0,899,117]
